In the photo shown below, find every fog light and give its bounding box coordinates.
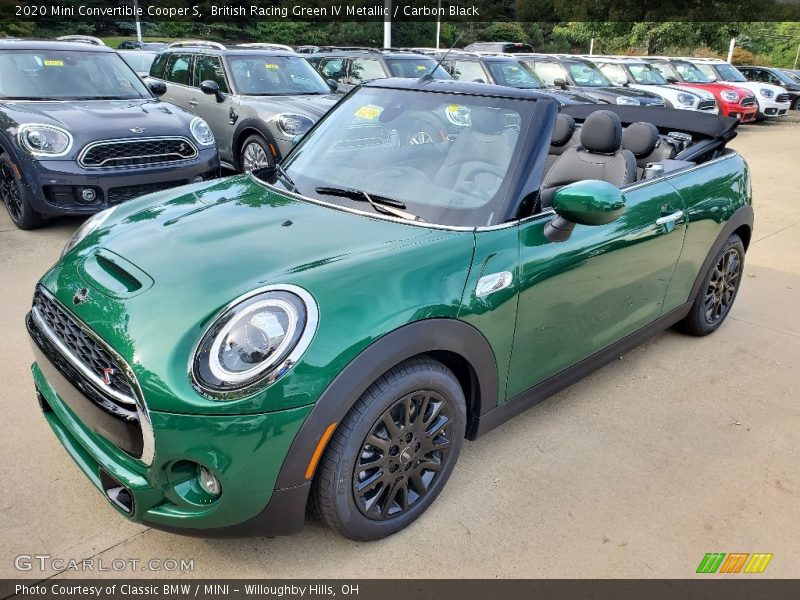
[79,187,97,202]
[191,175,204,183]
[197,465,221,497]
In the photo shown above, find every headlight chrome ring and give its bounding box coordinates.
[191,284,319,399]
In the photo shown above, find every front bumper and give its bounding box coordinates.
[718,101,758,122]
[755,97,791,118]
[30,345,313,534]
[20,148,220,216]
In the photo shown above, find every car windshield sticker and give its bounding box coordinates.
[354,105,383,120]
[44,60,64,67]
[416,64,427,71]
[265,63,280,70]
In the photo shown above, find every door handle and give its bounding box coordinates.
[188,99,198,107]
[655,210,684,226]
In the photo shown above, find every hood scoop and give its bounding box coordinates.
[79,249,154,299]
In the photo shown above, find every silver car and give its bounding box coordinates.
[147,42,339,172]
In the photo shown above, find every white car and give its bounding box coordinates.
[680,57,791,119]
[585,56,719,113]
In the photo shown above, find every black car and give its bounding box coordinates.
[307,48,453,93]
[738,66,800,110]
[463,41,533,54]
[517,54,667,107]
[0,40,219,229]
[432,52,597,105]
[117,40,168,51]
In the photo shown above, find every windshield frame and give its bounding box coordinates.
[260,84,552,229]
[224,53,331,96]
[566,60,612,87]
[0,49,152,101]
[627,63,668,85]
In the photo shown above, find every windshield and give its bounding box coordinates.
[673,61,711,83]
[0,50,150,100]
[567,62,611,86]
[118,51,156,74]
[384,58,451,79]
[228,55,330,95]
[486,61,544,89]
[281,87,535,227]
[700,62,746,82]
[628,64,668,85]
[783,70,800,84]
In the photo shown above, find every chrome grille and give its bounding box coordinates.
[776,93,791,104]
[79,137,197,168]
[740,95,756,107]
[32,289,136,404]
[698,99,717,111]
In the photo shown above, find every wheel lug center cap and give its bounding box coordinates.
[399,446,415,465]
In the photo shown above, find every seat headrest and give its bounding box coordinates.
[551,113,576,147]
[622,122,660,158]
[580,110,623,154]
[471,107,507,134]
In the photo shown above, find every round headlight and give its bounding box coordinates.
[276,113,315,136]
[615,96,640,105]
[18,124,73,157]
[676,93,696,106]
[189,117,215,146]
[192,286,318,398]
[61,206,117,257]
[759,88,774,98]
[445,104,471,127]
[720,90,739,103]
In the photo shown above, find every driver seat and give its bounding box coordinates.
[437,107,516,192]
[539,110,636,209]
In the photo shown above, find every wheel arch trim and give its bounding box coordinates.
[232,119,281,169]
[273,318,499,490]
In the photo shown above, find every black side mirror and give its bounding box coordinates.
[147,81,167,96]
[666,76,679,84]
[553,77,568,89]
[326,78,339,92]
[200,80,224,102]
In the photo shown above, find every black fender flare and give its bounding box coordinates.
[232,118,281,168]
[274,318,499,490]
[687,204,754,302]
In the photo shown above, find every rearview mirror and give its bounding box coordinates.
[545,180,625,242]
[200,80,224,102]
[553,77,568,89]
[147,81,167,96]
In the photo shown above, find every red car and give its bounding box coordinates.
[649,58,758,122]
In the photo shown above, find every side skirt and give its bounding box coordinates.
[474,301,692,438]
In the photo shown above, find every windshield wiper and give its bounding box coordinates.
[275,164,298,192]
[315,186,424,222]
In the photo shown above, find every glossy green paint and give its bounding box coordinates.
[552,180,626,226]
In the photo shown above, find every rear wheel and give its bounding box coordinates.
[0,153,43,230]
[677,234,745,336]
[312,357,466,541]
[239,134,274,173]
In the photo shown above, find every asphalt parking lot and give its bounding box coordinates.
[0,117,798,581]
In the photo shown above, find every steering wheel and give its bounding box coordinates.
[368,165,431,183]
[454,163,507,198]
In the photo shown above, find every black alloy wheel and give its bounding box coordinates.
[353,389,452,520]
[0,161,23,222]
[704,247,741,325]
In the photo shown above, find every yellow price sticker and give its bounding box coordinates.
[44,60,64,67]
[416,65,427,71]
[265,63,280,70]
[354,105,382,120]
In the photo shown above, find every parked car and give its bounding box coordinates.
[117,41,168,51]
[516,54,667,106]
[0,40,218,229]
[307,48,452,93]
[681,57,791,119]
[237,42,295,53]
[432,51,597,104]
[737,65,800,110]
[587,56,719,113]
[648,58,758,122]
[28,77,752,541]
[463,41,533,53]
[55,35,105,46]
[147,41,339,172]
[295,45,320,54]
[117,49,158,77]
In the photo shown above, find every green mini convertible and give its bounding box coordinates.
[27,78,753,540]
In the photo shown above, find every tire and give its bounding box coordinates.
[0,153,43,230]
[677,234,745,336]
[239,134,274,173]
[311,356,466,541]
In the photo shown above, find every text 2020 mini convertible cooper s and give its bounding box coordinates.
[27,78,753,541]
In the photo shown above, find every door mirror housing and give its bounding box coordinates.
[545,180,625,242]
[326,78,339,92]
[147,81,167,96]
[200,80,224,102]
[553,77,568,89]
[666,76,679,84]
[614,76,628,86]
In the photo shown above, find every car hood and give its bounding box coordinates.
[576,85,666,105]
[722,81,788,98]
[44,175,474,413]
[239,93,339,119]
[2,99,195,159]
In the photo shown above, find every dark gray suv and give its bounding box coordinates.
[148,42,339,172]
[0,40,219,230]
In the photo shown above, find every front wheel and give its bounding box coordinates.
[677,234,745,336]
[312,357,466,541]
[0,153,43,230]
[239,134,274,173]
